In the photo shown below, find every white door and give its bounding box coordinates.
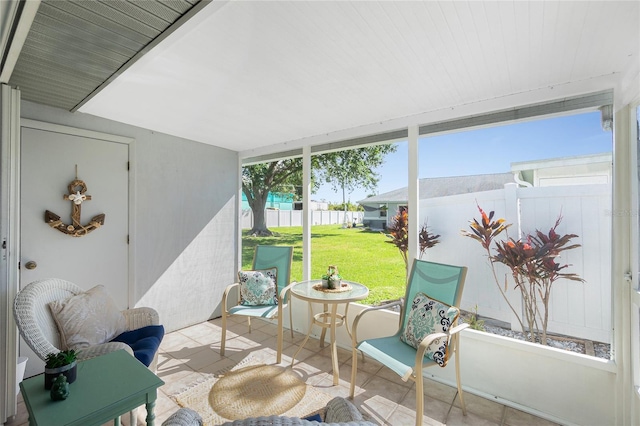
[19,123,130,377]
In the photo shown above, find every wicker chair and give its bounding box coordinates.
[13,278,162,371]
[163,398,375,426]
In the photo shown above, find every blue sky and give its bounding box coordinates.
[313,111,613,204]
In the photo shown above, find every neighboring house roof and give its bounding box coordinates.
[358,173,515,204]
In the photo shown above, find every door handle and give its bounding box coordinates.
[24,261,37,270]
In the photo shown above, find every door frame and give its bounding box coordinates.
[1,84,21,422]
[1,102,138,418]
[629,102,640,424]
[19,118,136,306]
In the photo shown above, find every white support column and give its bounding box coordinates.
[612,103,633,426]
[407,126,419,274]
[236,155,243,274]
[628,103,640,426]
[302,146,311,281]
[0,84,21,422]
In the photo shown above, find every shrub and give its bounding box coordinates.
[462,204,584,345]
[384,210,440,281]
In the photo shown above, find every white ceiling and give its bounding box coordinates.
[78,1,640,156]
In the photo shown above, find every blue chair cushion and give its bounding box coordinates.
[302,413,322,422]
[111,325,164,367]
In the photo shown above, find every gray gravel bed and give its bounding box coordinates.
[481,324,611,360]
[378,301,611,359]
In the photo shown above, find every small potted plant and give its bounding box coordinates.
[322,265,342,289]
[44,349,78,390]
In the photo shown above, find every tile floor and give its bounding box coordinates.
[6,317,560,426]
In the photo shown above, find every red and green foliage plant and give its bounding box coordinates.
[385,210,440,278]
[462,204,584,345]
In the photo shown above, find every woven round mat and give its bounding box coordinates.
[210,364,307,419]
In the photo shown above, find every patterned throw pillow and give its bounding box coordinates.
[238,268,278,306]
[400,292,460,367]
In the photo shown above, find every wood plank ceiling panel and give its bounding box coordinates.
[388,2,442,102]
[428,2,463,103]
[512,2,531,90]
[159,0,199,15]
[498,1,517,93]
[52,1,157,42]
[557,2,586,83]
[90,1,174,31]
[9,0,201,111]
[526,2,545,90]
[580,1,635,81]
[539,1,560,87]
[581,2,616,79]
[416,2,460,105]
[471,2,503,99]
[385,2,442,108]
[29,10,139,58]
[23,29,129,70]
[445,2,483,101]
[479,4,504,98]
[73,1,638,152]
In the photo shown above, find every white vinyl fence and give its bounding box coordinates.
[241,209,364,229]
[419,182,612,343]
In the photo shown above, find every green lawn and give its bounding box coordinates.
[242,225,407,305]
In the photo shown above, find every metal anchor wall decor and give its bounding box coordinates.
[45,176,105,237]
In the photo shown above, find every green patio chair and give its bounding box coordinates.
[349,259,468,426]
[221,245,294,363]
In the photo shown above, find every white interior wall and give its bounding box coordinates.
[20,101,239,333]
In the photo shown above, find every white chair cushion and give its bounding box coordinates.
[48,285,126,351]
[400,292,459,366]
[238,268,278,306]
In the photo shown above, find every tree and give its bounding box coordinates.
[314,146,397,217]
[243,144,396,236]
[242,160,302,236]
[328,202,363,211]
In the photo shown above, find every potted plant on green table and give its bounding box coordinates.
[44,349,78,390]
[322,265,342,289]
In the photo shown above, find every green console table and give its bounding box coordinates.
[20,349,165,426]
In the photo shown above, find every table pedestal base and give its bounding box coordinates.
[291,302,352,385]
[289,280,368,387]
